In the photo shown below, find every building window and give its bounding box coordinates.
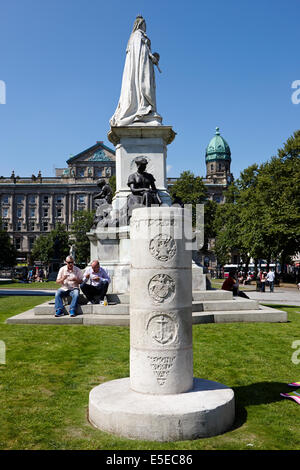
[56,195,63,204]
[218,163,222,171]
[17,195,24,204]
[43,221,48,231]
[29,221,35,231]
[15,238,21,250]
[96,168,103,177]
[43,208,49,217]
[2,221,8,231]
[29,208,35,218]
[17,208,22,218]
[2,208,8,218]
[78,168,85,177]
[29,237,35,250]
[210,164,213,171]
[56,207,62,218]
[28,195,36,204]
[77,195,85,205]
[43,195,49,204]
[2,195,9,204]
[16,221,22,232]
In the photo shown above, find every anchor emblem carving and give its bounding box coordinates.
[147,313,178,346]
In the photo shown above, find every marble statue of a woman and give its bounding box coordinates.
[110,15,162,127]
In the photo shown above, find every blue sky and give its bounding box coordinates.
[0,0,299,179]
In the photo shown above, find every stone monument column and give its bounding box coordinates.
[89,206,235,441]
[130,206,193,394]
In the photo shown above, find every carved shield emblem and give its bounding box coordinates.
[148,274,175,303]
[149,234,176,262]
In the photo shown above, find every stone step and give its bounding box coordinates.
[7,304,287,326]
[192,290,233,301]
[34,302,129,316]
[192,305,287,324]
[192,298,259,312]
[82,315,129,326]
[36,297,259,315]
[107,293,129,304]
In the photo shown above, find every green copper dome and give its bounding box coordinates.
[205,127,231,163]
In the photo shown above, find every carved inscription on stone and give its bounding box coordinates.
[148,274,175,304]
[146,313,178,345]
[147,354,176,386]
[149,234,176,262]
[132,218,177,230]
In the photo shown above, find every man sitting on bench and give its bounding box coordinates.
[81,260,111,305]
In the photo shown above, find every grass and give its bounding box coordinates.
[0,296,299,450]
[0,280,57,289]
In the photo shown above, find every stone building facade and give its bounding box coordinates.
[0,141,115,261]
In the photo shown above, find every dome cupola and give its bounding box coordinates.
[205,127,231,163]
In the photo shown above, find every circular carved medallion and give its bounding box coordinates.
[148,274,175,304]
[147,313,178,346]
[149,234,176,262]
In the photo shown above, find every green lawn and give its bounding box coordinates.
[0,280,57,289]
[0,296,299,450]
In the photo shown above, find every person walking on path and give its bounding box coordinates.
[266,268,275,293]
[260,271,266,292]
[81,260,111,305]
[54,256,83,317]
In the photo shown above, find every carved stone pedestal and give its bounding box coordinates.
[87,226,130,293]
[108,125,176,211]
[88,208,235,441]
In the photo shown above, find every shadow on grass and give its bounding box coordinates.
[231,381,287,431]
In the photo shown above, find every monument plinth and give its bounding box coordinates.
[89,207,235,441]
[108,125,175,211]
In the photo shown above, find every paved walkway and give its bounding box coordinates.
[0,288,55,296]
[246,288,300,306]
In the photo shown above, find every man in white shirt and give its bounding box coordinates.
[81,260,111,305]
[54,256,83,317]
[266,269,275,293]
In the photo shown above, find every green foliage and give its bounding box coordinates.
[31,235,53,265]
[70,210,95,264]
[50,223,70,261]
[170,170,207,205]
[32,223,70,265]
[203,199,218,250]
[0,218,17,267]
[170,170,207,226]
[213,131,300,269]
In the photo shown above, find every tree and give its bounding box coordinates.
[169,171,207,226]
[213,183,245,268]
[31,234,53,266]
[70,210,95,264]
[32,223,70,266]
[0,218,17,267]
[213,131,300,276]
[203,199,218,250]
[50,223,70,262]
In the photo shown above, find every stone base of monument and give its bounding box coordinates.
[88,377,235,441]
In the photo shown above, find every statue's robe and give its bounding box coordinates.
[110,29,160,126]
